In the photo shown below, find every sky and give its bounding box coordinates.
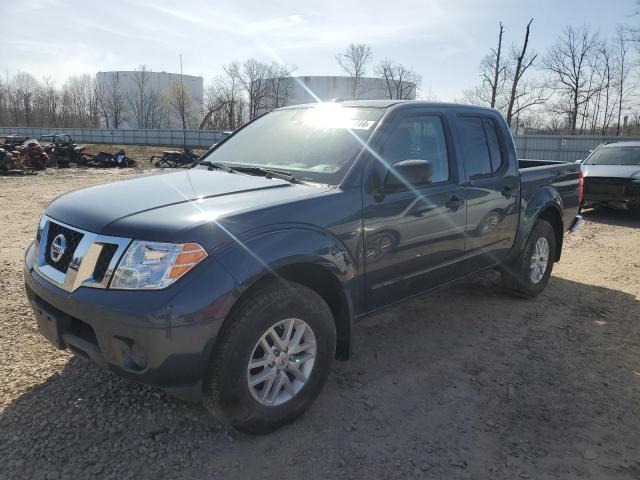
[1,0,638,101]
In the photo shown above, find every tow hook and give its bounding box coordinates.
[569,215,583,233]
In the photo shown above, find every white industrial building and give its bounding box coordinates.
[280,76,417,106]
[95,71,203,129]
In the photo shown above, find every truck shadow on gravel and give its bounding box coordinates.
[2,272,640,480]
[581,207,640,228]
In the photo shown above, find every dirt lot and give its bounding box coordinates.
[1,169,639,480]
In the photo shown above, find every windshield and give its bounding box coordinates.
[200,105,385,184]
[585,145,640,166]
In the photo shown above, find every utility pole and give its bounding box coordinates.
[180,54,186,150]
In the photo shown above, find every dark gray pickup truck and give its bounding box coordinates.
[24,101,582,433]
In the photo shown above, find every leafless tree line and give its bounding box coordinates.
[463,18,639,136]
[94,68,195,130]
[335,43,422,100]
[200,59,296,131]
[0,71,98,128]
[0,66,194,130]
[1,42,423,132]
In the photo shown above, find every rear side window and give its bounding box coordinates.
[458,116,504,178]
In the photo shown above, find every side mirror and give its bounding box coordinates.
[383,159,433,191]
[574,159,583,164]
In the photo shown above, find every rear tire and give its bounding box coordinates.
[202,280,336,434]
[501,219,556,299]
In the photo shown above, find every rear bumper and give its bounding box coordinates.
[23,243,236,401]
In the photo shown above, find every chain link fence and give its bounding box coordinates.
[0,127,228,148]
[513,134,640,162]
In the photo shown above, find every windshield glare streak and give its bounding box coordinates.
[200,106,384,184]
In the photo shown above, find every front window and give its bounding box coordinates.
[585,145,640,166]
[200,104,385,184]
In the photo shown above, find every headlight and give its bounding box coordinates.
[110,241,207,290]
[631,171,640,183]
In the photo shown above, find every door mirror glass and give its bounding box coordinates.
[383,159,433,191]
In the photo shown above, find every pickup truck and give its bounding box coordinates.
[24,101,583,433]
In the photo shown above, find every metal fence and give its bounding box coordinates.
[0,127,228,148]
[513,134,640,162]
[2,127,639,159]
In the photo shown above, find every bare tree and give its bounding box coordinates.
[229,59,296,121]
[13,72,41,126]
[335,43,373,99]
[95,72,127,129]
[462,24,509,112]
[167,77,193,130]
[543,25,600,134]
[126,65,162,129]
[40,77,58,127]
[615,27,630,136]
[233,59,267,120]
[505,19,546,127]
[375,60,422,99]
[489,22,505,108]
[202,64,242,130]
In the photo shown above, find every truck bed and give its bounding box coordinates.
[518,158,581,232]
[518,158,573,169]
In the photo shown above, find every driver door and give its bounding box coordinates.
[362,111,467,310]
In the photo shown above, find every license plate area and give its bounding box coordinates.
[32,298,72,349]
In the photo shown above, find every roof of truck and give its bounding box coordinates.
[281,99,497,112]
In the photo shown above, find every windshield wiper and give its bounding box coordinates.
[232,166,303,184]
[192,160,235,173]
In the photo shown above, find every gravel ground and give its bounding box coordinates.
[1,169,639,480]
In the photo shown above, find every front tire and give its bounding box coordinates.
[203,280,336,434]
[502,219,556,299]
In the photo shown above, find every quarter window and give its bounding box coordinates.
[458,116,504,178]
[483,118,503,172]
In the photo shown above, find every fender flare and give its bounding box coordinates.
[508,186,564,263]
[214,226,359,359]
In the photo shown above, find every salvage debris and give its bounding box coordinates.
[151,148,199,168]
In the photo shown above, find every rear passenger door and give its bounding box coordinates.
[456,114,519,264]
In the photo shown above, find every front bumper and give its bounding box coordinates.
[23,243,236,401]
[583,177,640,205]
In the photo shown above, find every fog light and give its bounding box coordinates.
[130,341,148,370]
[115,337,148,371]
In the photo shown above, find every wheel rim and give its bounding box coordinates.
[529,237,549,284]
[247,318,316,406]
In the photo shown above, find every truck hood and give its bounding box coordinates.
[45,169,329,248]
[581,164,640,179]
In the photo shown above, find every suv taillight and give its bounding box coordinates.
[578,170,584,205]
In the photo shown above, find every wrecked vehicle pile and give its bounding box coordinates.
[151,148,199,168]
[39,134,89,168]
[83,149,136,168]
[17,140,48,170]
[0,147,36,176]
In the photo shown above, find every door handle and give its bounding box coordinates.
[445,196,464,210]
[500,185,513,199]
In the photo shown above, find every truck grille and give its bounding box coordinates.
[92,243,119,282]
[44,222,84,273]
[33,216,131,292]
